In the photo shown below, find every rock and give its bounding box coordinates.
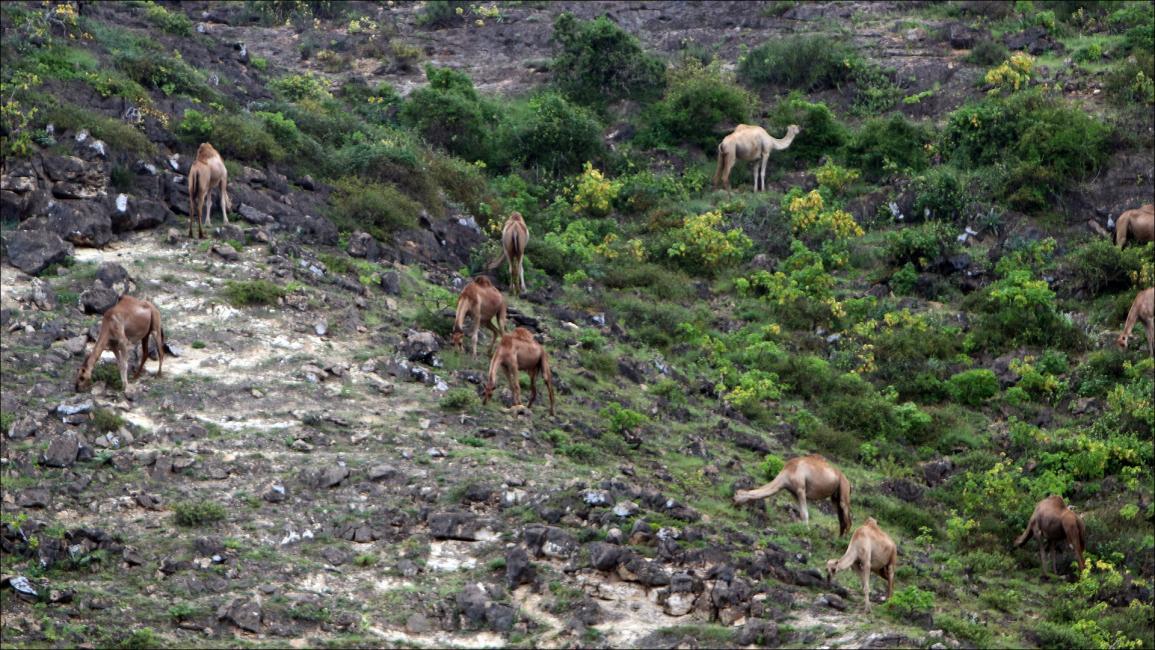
[41,431,81,467]
[111,197,170,233]
[818,593,848,611]
[29,278,57,310]
[210,243,240,262]
[524,525,578,560]
[95,263,131,290]
[405,612,432,633]
[380,271,401,295]
[456,583,514,632]
[428,512,500,541]
[322,546,352,565]
[217,597,262,633]
[237,203,274,225]
[2,230,74,275]
[923,458,956,487]
[367,464,399,482]
[7,576,39,602]
[664,591,695,616]
[505,547,535,589]
[79,287,120,314]
[18,488,50,508]
[617,556,671,586]
[347,231,382,261]
[587,542,628,571]
[401,330,441,365]
[262,484,287,503]
[24,199,113,247]
[737,619,778,646]
[7,415,37,439]
[316,466,349,488]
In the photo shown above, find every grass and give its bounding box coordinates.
[222,279,288,307]
[172,500,227,527]
[90,408,126,434]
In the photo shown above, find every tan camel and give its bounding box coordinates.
[482,327,555,416]
[1117,287,1154,356]
[451,276,508,358]
[1114,203,1154,249]
[187,142,230,239]
[75,295,164,394]
[488,212,529,297]
[826,517,898,612]
[733,454,853,536]
[713,124,801,192]
[1014,495,1086,575]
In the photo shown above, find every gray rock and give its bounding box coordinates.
[7,415,37,439]
[24,199,113,247]
[401,330,440,365]
[237,203,274,225]
[110,197,170,233]
[2,230,75,275]
[210,243,239,262]
[347,232,382,261]
[367,464,399,482]
[316,466,348,488]
[405,612,432,634]
[41,431,81,467]
[524,525,578,560]
[29,278,56,310]
[380,271,401,295]
[737,619,778,646]
[217,597,262,633]
[262,484,287,503]
[95,263,131,290]
[18,488,50,508]
[428,512,500,541]
[8,576,39,601]
[505,547,535,589]
[587,542,628,571]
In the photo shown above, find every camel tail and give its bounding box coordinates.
[836,472,853,537]
[713,145,727,190]
[189,171,201,230]
[486,248,507,271]
[1115,214,1129,248]
[1013,515,1035,548]
[542,352,556,415]
[510,230,524,258]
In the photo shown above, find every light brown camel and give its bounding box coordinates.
[1117,287,1154,356]
[187,142,230,239]
[733,454,853,536]
[482,327,555,416]
[1114,203,1154,249]
[713,124,801,192]
[1014,495,1086,575]
[826,517,898,612]
[451,276,508,358]
[75,295,164,394]
[488,212,529,297]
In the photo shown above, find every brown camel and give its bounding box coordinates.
[187,142,230,239]
[733,454,853,536]
[75,295,164,395]
[713,124,801,192]
[487,212,529,297]
[826,517,898,612]
[1117,287,1154,356]
[452,276,508,358]
[482,327,555,416]
[1114,203,1154,249]
[1014,495,1086,576]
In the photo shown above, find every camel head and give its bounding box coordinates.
[1116,333,1129,350]
[75,364,93,392]
[787,124,802,136]
[451,328,465,351]
[481,381,496,405]
[825,559,838,582]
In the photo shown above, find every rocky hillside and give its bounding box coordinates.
[2,1,1153,648]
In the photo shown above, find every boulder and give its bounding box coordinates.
[428,512,500,541]
[217,597,262,633]
[2,230,74,275]
[347,231,382,261]
[24,199,113,247]
[111,196,170,232]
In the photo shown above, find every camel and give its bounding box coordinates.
[482,327,555,416]
[187,142,230,239]
[1117,287,1154,356]
[451,276,508,358]
[713,124,801,192]
[75,295,164,394]
[1114,203,1154,249]
[488,212,529,297]
[1014,495,1086,576]
[733,454,853,537]
[826,517,898,612]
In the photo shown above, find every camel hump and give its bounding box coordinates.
[473,276,493,287]
[196,142,219,161]
[512,327,534,340]
[864,517,878,526]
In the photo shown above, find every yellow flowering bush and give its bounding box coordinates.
[666,210,752,274]
[984,52,1034,95]
[572,162,621,218]
[786,189,864,239]
[814,159,860,194]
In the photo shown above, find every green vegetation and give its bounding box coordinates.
[222,280,289,307]
[90,408,126,434]
[172,500,227,527]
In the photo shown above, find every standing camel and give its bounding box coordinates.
[489,212,529,297]
[826,517,898,612]
[187,142,230,239]
[1117,287,1154,356]
[1114,203,1154,249]
[482,327,555,416]
[733,454,853,536]
[75,295,164,395]
[451,276,508,358]
[713,124,801,192]
[1014,495,1086,576]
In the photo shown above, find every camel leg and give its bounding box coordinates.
[113,342,130,393]
[885,561,895,601]
[204,192,214,229]
[759,153,769,192]
[153,314,164,377]
[508,257,518,297]
[219,180,230,225]
[484,320,502,358]
[860,549,873,612]
[526,366,538,408]
[1039,539,1048,577]
[506,365,521,408]
[733,474,788,504]
[721,153,735,192]
[517,257,526,297]
[797,489,809,527]
[1146,321,1153,357]
[134,335,148,379]
[470,305,482,358]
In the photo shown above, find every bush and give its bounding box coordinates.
[911,167,970,223]
[665,210,753,276]
[884,221,960,270]
[609,295,697,349]
[845,115,930,181]
[601,402,647,434]
[91,408,126,434]
[550,13,666,108]
[114,50,217,102]
[967,270,1085,351]
[144,1,193,36]
[212,114,284,164]
[416,0,469,29]
[42,102,154,156]
[1061,240,1152,294]
[269,72,332,101]
[172,500,227,527]
[328,177,421,240]
[641,57,753,151]
[602,262,694,301]
[512,92,604,177]
[400,66,493,162]
[884,586,935,619]
[223,280,288,307]
[965,39,1009,66]
[440,388,479,411]
[946,369,999,406]
[761,92,849,167]
[176,108,214,143]
[758,454,786,481]
[738,35,856,92]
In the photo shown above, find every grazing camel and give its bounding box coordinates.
[826,517,898,612]
[75,295,164,394]
[1014,495,1086,576]
[1114,203,1154,249]
[713,124,801,192]
[733,454,853,537]
[482,327,555,416]
[187,142,230,239]
[489,212,529,297]
[1116,287,1154,356]
[451,276,508,358]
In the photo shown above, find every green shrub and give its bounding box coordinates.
[965,39,1009,66]
[513,92,604,176]
[243,0,336,24]
[144,1,193,35]
[762,92,848,167]
[664,210,753,276]
[560,442,596,462]
[440,388,479,411]
[42,102,154,156]
[400,66,493,162]
[602,262,694,301]
[967,269,1084,351]
[758,454,785,481]
[550,13,666,108]
[884,586,934,619]
[328,177,421,240]
[118,628,162,650]
[428,154,490,215]
[890,262,918,295]
[212,114,284,163]
[845,114,930,181]
[114,50,217,102]
[91,408,126,434]
[270,72,332,102]
[641,57,752,151]
[1073,349,1129,397]
[172,500,227,527]
[946,369,999,406]
[609,295,697,349]
[885,221,959,269]
[911,167,970,223]
[738,35,856,91]
[223,280,288,307]
[176,108,214,143]
[0,411,13,436]
[601,402,647,434]
[1062,240,1153,295]
[416,0,469,28]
